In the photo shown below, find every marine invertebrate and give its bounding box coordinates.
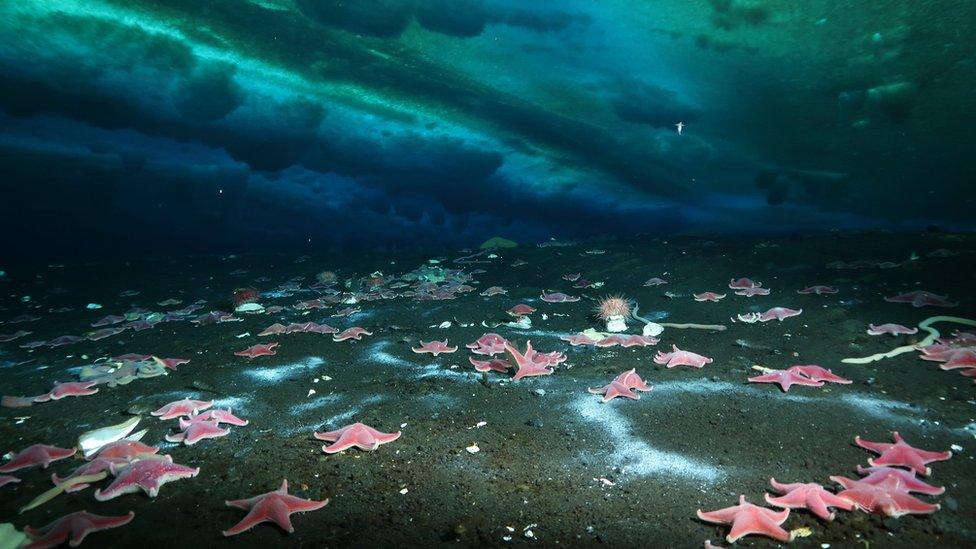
[231,287,260,308]
[594,295,632,332]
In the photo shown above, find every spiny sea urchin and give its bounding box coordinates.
[594,295,632,321]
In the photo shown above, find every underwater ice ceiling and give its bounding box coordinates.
[0,0,974,255]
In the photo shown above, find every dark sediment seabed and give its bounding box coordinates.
[1,232,974,548]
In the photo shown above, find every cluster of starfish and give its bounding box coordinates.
[748,364,852,392]
[918,329,976,383]
[698,431,952,544]
[151,399,250,446]
[461,332,566,380]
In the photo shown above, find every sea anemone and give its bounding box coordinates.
[316,270,337,285]
[231,287,260,308]
[594,295,632,321]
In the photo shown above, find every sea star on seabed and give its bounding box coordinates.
[181,409,249,427]
[696,495,793,543]
[559,333,599,346]
[411,340,458,355]
[830,475,940,517]
[748,369,824,392]
[0,444,76,473]
[468,356,511,373]
[797,285,838,295]
[507,304,536,316]
[694,292,726,302]
[540,291,580,303]
[223,479,328,536]
[33,381,99,402]
[764,478,854,520]
[93,455,200,500]
[735,287,770,297]
[787,365,852,384]
[151,398,214,420]
[867,323,918,336]
[758,307,802,322]
[853,465,945,495]
[332,327,372,342]
[587,369,652,402]
[234,342,279,359]
[23,510,135,549]
[854,432,952,475]
[466,333,508,356]
[884,290,958,308]
[314,423,401,453]
[504,341,555,380]
[595,334,659,347]
[654,345,713,368]
[480,286,507,296]
[643,277,668,286]
[729,278,762,290]
[165,420,230,446]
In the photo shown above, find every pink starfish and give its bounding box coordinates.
[151,398,214,420]
[223,479,328,536]
[735,287,770,297]
[314,422,401,453]
[166,420,230,445]
[854,432,952,475]
[654,345,713,369]
[729,278,762,290]
[595,334,659,347]
[0,474,20,488]
[559,333,599,346]
[34,381,99,402]
[480,286,507,296]
[411,340,458,356]
[748,369,824,392]
[507,304,536,316]
[94,455,200,500]
[468,356,511,373]
[91,315,126,327]
[697,495,793,543]
[306,322,339,334]
[234,342,279,359]
[540,291,580,303]
[333,327,372,341]
[884,290,958,308]
[830,475,940,517]
[786,365,852,384]
[643,277,668,286]
[694,292,726,302]
[937,350,976,370]
[758,307,802,322]
[153,356,190,371]
[181,409,249,427]
[764,478,854,520]
[504,341,555,380]
[87,327,127,341]
[588,369,652,402]
[91,440,159,461]
[867,323,918,336]
[466,333,508,356]
[797,285,838,295]
[854,465,945,495]
[0,444,76,473]
[258,323,288,336]
[23,510,135,548]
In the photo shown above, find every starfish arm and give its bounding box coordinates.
[854,436,893,455]
[280,494,329,513]
[267,499,297,533]
[322,430,359,453]
[368,429,401,444]
[696,506,741,524]
[805,493,835,521]
[354,429,381,451]
[223,506,270,536]
[768,478,803,494]
[820,491,856,513]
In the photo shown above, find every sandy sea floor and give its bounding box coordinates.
[1,231,975,548]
